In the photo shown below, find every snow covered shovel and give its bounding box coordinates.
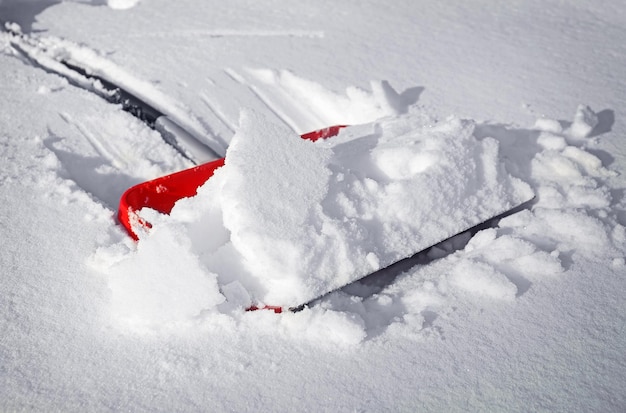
[117,125,345,241]
[118,113,534,313]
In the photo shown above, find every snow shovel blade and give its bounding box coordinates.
[296,195,535,312]
[247,196,534,314]
[117,125,346,240]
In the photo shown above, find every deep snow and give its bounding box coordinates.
[1,1,625,412]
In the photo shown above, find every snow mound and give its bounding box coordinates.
[79,67,626,359]
[312,104,620,342]
[95,102,622,338]
[104,224,224,328]
[119,110,532,310]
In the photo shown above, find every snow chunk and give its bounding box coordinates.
[280,308,367,346]
[466,231,564,281]
[465,228,498,252]
[534,118,563,134]
[108,0,140,10]
[531,145,613,210]
[105,224,224,327]
[567,105,599,139]
[537,132,568,151]
[449,260,517,300]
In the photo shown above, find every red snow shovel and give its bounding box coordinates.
[117,125,346,241]
[117,122,533,313]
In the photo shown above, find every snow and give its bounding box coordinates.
[107,0,140,11]
[1,0,626,412]
[113,110,532,310]
[104,223,224,327]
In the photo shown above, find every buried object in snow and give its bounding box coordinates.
[117,112,534,312]
[117,124,346,241]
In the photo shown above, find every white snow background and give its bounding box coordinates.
[1,0,625,411]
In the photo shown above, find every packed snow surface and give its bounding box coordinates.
[1,0,626,412]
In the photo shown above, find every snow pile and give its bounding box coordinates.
[100,109,533,321]
[105,225,224,326]
[313,104,623,342]
[447,227,564,300]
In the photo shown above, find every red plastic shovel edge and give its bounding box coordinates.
[117,125,346,313]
